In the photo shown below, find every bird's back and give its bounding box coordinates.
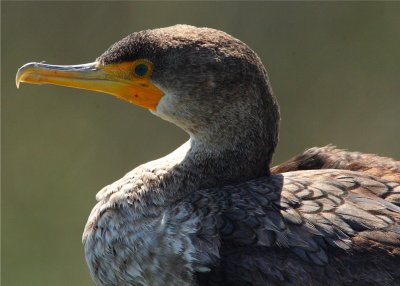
[272,145,400,185]
[191,168,400,285]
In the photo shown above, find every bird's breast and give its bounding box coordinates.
[82,182,202,286]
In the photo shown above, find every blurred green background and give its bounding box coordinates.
[2,2,399,286]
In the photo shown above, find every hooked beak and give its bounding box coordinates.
[16,61,164,110]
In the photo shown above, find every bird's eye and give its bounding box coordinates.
[134,63,149,77]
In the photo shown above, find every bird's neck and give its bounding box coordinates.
[157,105,278,203]
[188,135,271,186]
[155,125,277,203]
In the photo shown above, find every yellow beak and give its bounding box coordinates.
[16,61,164,110]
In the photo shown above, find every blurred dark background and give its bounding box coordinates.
[2,2,399,286]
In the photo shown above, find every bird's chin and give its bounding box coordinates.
[151,92,196,136]
[151,91,179,121]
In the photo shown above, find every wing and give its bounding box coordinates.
[188,169,400,285]
[272,145,400,185]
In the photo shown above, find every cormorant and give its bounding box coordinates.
[16,25,400,286]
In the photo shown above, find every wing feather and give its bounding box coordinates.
[189,169,400,285]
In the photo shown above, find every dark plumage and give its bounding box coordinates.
[16,25,400,286]
[272,145,400,185]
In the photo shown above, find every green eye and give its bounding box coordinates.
[135,63,149,77]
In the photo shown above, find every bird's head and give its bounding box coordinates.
[17,25,279,150]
